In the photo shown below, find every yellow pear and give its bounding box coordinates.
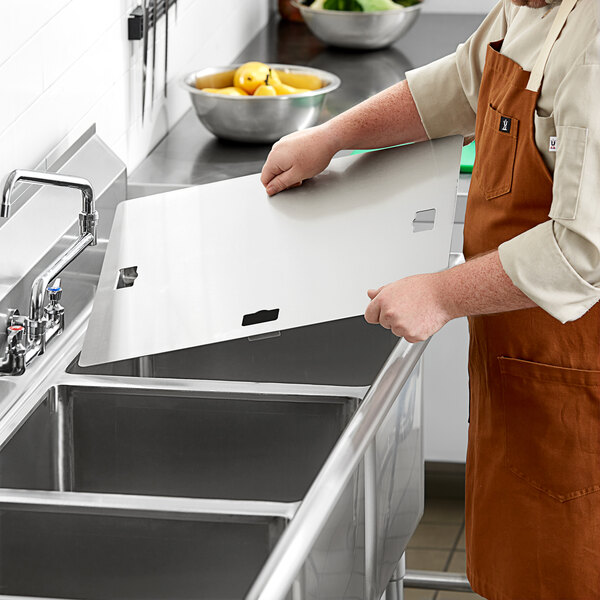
[272,81,310,95]
[233,62,271,94]
[273,70,322,91]
[201,87,248,96]
[254,84,277,96]
[267,69,308,95]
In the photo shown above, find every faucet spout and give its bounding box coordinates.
[1,168,99,335]
[1,170,97,240]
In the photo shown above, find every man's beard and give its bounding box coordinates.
[512,0,552,6]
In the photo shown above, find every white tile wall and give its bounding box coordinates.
[0,0,271,180]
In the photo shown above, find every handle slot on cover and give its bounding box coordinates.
[412,208,436,233]
[116,266,139,289]
[242,308,280,327]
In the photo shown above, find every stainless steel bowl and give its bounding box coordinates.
[183,64,341,144]
[293,1,422,50]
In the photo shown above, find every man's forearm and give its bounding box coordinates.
[365,250,537,343]
[440,251,536,319]
[324,80,429,152]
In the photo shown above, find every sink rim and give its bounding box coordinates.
[0,488,299,523]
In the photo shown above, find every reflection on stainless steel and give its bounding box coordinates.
[183,64,340,143]
[0,171,98,376]
[386,555,406,600]
[294,2,422,50]
[246,338,428,600]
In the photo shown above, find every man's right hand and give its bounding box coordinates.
[260,125,340,196]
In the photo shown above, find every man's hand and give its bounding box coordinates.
[260,125,340,196]
[365,274,452,342]
[364,251,537,341]
[260,80,429,197]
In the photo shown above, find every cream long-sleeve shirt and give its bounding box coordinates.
[405,0,600,323]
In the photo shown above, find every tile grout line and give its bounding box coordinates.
[438,518,468,600]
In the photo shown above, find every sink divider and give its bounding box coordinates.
[0,489,299,523]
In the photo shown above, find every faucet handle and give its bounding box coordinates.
[4,325,27,375]
[45,278,65,333]
[7,325,25,347]
[47,278,62,303]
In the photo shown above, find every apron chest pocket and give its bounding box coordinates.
[499,356,600,502]
[475,104,519,201]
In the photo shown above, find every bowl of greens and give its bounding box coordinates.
[293,0,422,50]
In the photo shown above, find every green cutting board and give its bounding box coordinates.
[460,142,475,173]
[353,141,476,174]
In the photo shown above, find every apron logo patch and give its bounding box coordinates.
[549,136,558,152]
[499,117,512,133]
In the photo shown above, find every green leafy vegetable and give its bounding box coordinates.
[357,0,399,9]
[322,0,363,10]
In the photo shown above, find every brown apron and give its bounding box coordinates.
[463,0,600,598]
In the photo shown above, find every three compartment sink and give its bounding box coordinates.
[0,316,422,600]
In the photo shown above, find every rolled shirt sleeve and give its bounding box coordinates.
[405,1,507,139]
[499,49,600,323]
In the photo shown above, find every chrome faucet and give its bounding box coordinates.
[0,170,98,376]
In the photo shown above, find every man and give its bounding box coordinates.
[261,1,600,598]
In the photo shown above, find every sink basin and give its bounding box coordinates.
[0,385,357,502]
[69,316,397,386]
[0,505,290,599]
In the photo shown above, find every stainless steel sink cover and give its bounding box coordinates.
[80,136,461,367]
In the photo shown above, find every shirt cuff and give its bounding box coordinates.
[406,53,476,140]
[498,221,600,323]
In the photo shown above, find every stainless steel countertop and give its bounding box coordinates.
[130,13,484,188]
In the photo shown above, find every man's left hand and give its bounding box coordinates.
[364,251,538,342]
[364,273,451,343]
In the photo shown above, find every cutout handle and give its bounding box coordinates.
[412,208,436,233]
[242,308,280,327]
[116,266,139,289]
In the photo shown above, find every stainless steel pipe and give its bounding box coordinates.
[404,569,473,593]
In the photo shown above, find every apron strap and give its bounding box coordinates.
[526,0,579,92]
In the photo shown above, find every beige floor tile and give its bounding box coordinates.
[408,522,462,550]
[437,592,486,600]
[456,527,466,550]
[405,548,450,571]
[421,498,465,525]
[403,588,436,600]
[446,550,467,574]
